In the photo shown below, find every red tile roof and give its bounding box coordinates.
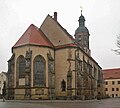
[13,24,54,48]
[102,68,120,79]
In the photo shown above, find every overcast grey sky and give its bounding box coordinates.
[0,0,120,72]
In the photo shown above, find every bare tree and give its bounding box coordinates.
[112,34,120,55]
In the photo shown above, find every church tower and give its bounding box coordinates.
[75,10,90,55]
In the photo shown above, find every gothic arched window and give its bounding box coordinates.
[61,79,66,91]
[17,55,26,78]
[34,55,46,87]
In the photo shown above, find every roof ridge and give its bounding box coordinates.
[13,24,54,48]
[29,24,54,48]
[37,28,54,47]
[29,24,38,44]
[31,23,54,47]
[40,14,74,41]
[56,21,74,40]
[13,24,33,47]
[28,24,34,44]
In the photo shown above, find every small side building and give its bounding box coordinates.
[103,68,120,98]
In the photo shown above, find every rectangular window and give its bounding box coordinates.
[116,88,119,91]
[112,94,114,97]
[105,88,108,91]
[105,81,108,85]
[112,88,114,91]
[98,84,100,87]
[116,94,118,96]
[112,81,115,85]
[118,81,120,84]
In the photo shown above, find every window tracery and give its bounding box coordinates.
[34,55,46,87]
[17,55,26,78]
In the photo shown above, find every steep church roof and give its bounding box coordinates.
[13,24,54,48]
[40,13,74,46]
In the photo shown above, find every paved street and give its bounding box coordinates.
[0,98,120,108]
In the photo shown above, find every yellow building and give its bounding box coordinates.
[7,12,104,100]
[103,68,120,98]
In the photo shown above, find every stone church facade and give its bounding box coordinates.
[7,12,104,100]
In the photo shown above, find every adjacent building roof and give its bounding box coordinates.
[13,24,54,48]
[103,68,120,79]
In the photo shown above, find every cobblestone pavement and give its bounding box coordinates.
[0,98,120,108]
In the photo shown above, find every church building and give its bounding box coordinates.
[7,11,104,100]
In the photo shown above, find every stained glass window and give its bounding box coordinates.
[17,55,26,78]
[34,55,46,87]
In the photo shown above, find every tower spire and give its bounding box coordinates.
[80,6,83,15]
[75,8,90,50]
[78,10,85,27]
[81,9,83,16]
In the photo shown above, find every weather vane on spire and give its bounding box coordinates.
[80,6,83,15]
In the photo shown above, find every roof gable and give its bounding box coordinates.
[13,24,54,48]
[40,15,74,46]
